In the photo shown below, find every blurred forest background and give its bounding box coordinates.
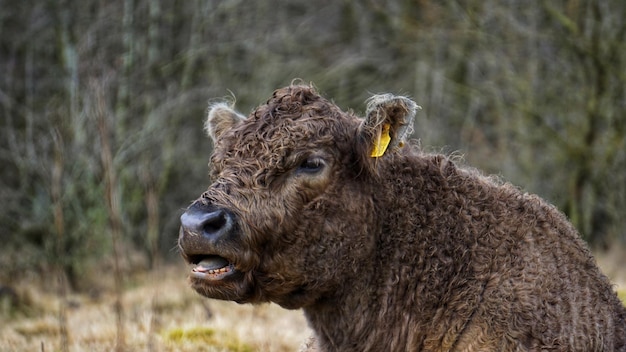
[1,0,625,296]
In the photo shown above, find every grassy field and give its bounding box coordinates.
[1,248,625,352]
[0,264,310,352]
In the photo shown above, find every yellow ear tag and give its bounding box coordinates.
[370,123,391,158]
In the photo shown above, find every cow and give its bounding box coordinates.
[179,84,626,351]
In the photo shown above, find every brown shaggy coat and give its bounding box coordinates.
[178,85,626,351]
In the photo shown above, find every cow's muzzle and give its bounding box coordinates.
[179,202,238,280]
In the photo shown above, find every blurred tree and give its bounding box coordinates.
[537,0,626,246]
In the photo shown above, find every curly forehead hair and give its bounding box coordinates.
[232,84,359,161]
[252,84,340,122]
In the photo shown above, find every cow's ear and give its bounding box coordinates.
[205,103,246,141]
[359,94,420,158]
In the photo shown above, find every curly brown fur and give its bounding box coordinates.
[179,84,626,351]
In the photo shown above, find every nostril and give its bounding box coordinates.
[180,207,233,240]
[202,211,227,234]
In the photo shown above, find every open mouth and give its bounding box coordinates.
[190,255,236,281]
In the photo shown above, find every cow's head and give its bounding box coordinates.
[179,85,419,308]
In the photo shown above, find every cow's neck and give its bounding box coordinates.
[302,252,430,351]
[302,218,480,351]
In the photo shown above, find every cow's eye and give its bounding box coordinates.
[297,157,325,174]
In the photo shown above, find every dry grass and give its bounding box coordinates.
[0,264,310,352]
[595,245,626,307]
[1,248,625,352]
